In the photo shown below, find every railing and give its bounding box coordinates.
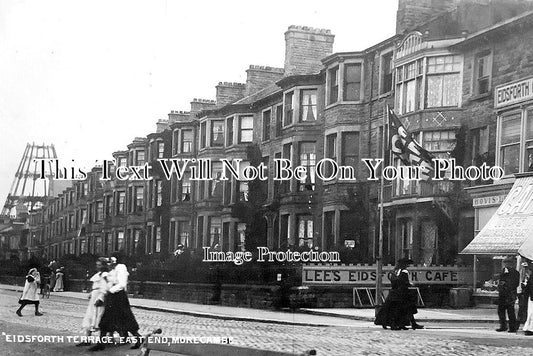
[385,180,455,200]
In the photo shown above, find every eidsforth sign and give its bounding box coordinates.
[302,265,472,286]
[495,76,533,109]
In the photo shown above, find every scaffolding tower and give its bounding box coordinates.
[1,143,57,218]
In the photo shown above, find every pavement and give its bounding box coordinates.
[0,283,498,326]
[2,283,533,356]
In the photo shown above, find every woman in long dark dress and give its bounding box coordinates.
[89,254,142,351]
[375,258,424,330]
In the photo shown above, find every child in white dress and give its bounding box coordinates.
[77,258,109,347]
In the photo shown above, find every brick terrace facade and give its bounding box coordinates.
[17,0,533,266]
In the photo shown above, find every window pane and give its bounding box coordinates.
[442,74,460,106]
[404,80,417,112]
[211,120,224,147]
[526,109,533,140]
[300,89,317,121]
[502,144,520,174]
[427,76,443,107]
[226,118,234,146]
[182,129,193,153]
[344,64,361,101]
[501,114,521,145]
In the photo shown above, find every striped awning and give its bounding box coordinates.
[461,175,533,260]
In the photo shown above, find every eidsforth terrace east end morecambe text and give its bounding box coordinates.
[34,158,504,182]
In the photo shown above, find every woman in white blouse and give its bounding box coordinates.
[89,253,141,351]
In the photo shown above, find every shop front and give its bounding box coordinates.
[461,76,533,303]
[462,174,533,303]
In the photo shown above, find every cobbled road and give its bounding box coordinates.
[1,290,532,356]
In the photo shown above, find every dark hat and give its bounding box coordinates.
[397,258,414,265]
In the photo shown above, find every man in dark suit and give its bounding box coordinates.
[496,257,520,332]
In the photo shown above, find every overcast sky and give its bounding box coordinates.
[0,0,397,207]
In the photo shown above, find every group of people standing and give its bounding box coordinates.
[496,257,533,335]
[374,258,424,330]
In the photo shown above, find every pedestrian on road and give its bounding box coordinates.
[48,261,57,290]
[89,253,142,351]
[375,258,423,330]
[517,262,530,330]
[522,264,533,336]
[16,268,43,317]
[53,268,64,292]
[496,256,520,332]
[77,257,109,347]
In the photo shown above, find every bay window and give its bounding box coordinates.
[396,54,462,114]
[497,109,533,175]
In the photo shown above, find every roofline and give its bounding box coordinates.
[451,10,533,49]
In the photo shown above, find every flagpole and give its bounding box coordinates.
[376,105,388,310]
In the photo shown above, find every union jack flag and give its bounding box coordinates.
[387,106,434,180]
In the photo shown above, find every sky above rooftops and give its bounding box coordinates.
[0,0,396,205]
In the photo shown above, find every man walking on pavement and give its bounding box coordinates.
[496,256,520,332]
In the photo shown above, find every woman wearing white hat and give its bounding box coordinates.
[53,268,64,292]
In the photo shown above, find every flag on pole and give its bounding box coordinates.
[387,106,435,180]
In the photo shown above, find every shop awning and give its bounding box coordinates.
[461,175,533,260]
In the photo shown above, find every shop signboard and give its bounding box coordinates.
[302,264,472,286]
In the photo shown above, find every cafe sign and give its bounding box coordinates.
[302,265,472,286]
[495,76,533,109]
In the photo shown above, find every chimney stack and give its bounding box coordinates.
[156,119,169,133]
[245,65,284,96]
[168,110,191,123]
[284,25,334,77]
[190,98,216,116]
[396,0,458,34]
[216,82,246,107]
